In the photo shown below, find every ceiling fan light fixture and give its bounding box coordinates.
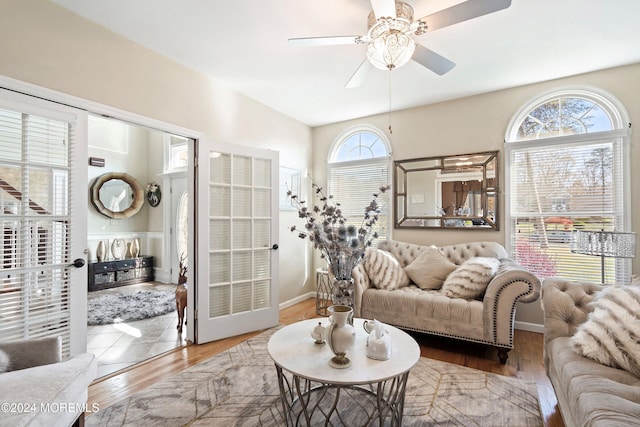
[367,30,415,70]
[366,2,416,71]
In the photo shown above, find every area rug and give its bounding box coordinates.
[86,327,543,426]
[87,290,176,325]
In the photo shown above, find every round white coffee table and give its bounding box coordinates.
[267,318,420,426]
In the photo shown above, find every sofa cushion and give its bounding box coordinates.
[441,257,500,299]
[404,246,457,290]
[0,350,8,373]
[363,247,410,290]
[360,285,485,342]
[0,336,62,371]
[570,284,640,377]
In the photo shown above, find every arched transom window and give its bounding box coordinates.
[330,129,389,162]
[513,93,620,140]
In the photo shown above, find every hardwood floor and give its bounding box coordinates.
[87,298,565,426]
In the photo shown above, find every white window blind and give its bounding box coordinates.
[0,106,75,357]
[328,159,390,243]
[508,136,630,283]
[208,153,273,318]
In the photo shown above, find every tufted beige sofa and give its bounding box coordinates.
[541,278,640,427]
[352,240,541,363]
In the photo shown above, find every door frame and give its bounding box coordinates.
[0,75,203,344]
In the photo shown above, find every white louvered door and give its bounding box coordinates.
[195,141,279,343]
[0,89,87,357]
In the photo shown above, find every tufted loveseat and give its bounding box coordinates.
[352,240,541,363]
[541,278,640,427]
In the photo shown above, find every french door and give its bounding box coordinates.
[0,89,87,357]
[195,141,279,343]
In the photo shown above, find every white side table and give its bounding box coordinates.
[315,268,332,316]
[267,318,420,426]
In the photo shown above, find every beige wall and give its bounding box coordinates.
[4,0,639,326]
[0,0,315,303]
[313,63,640,326]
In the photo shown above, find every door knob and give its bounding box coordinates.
[270,244,279,250]
[69,258,86,268]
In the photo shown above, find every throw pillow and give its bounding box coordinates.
[404,246,457,290]
[363,247,410,290]
[570,285,640,377]
[440,257,501,299]
[0,350,9,373]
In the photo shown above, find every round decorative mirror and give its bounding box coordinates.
[90,172,144,218]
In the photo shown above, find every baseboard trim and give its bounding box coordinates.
[279,292,315,310]
[515,320,544,334]
[154,269,171,284]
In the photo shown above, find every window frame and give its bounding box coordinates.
[327,126,392,242]
[505,87,632,283]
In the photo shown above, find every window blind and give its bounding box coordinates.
[208,153,274,318]
[328,158,390,244]
[508,137,630,283]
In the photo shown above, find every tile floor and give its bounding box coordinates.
[87,282,187,378]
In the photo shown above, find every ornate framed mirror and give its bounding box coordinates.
[90,172,144,219]
[394,151,499,230]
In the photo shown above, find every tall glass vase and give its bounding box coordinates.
[327,252,358,308]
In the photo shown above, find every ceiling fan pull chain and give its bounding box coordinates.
[388,69,393,134]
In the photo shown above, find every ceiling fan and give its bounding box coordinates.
[289,0,512,88]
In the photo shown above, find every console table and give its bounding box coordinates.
[267,318,420,426]
[88,256,154,291]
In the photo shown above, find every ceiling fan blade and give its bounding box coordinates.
[288,36,363,47]
[418,0,511,32]
[412,44,455,76]
[370,0,396,19]
[345,58,374,88]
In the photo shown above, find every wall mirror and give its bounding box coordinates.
[394,151,499,230]
[90,172,144,219]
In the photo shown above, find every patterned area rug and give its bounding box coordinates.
[87,290,176,325]
[86,327,542,426]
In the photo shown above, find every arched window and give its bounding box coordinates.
[505,88,632,283]
[328,126,392,242]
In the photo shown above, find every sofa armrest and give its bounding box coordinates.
[540,278,602,346]
[0,336,62,372]
[482,259,541,347]
[0,352,97,427]
[352,263,371,317]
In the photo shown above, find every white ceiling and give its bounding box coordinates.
[51,0,640,127]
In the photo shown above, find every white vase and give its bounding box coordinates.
[111,238,126,260]
[326,305,356,369]
[96,241,106,262]
[131,238,140,258]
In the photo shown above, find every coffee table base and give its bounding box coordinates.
[274,365,409,426]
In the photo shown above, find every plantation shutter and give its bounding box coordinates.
[508,134,630,284]
[0,103,77,357]
[328,159,390,243]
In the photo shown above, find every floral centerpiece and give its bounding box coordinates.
[288,182,390,306]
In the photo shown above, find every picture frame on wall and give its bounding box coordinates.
[279,166,301,211]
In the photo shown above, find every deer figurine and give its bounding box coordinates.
[176,253,188,334]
